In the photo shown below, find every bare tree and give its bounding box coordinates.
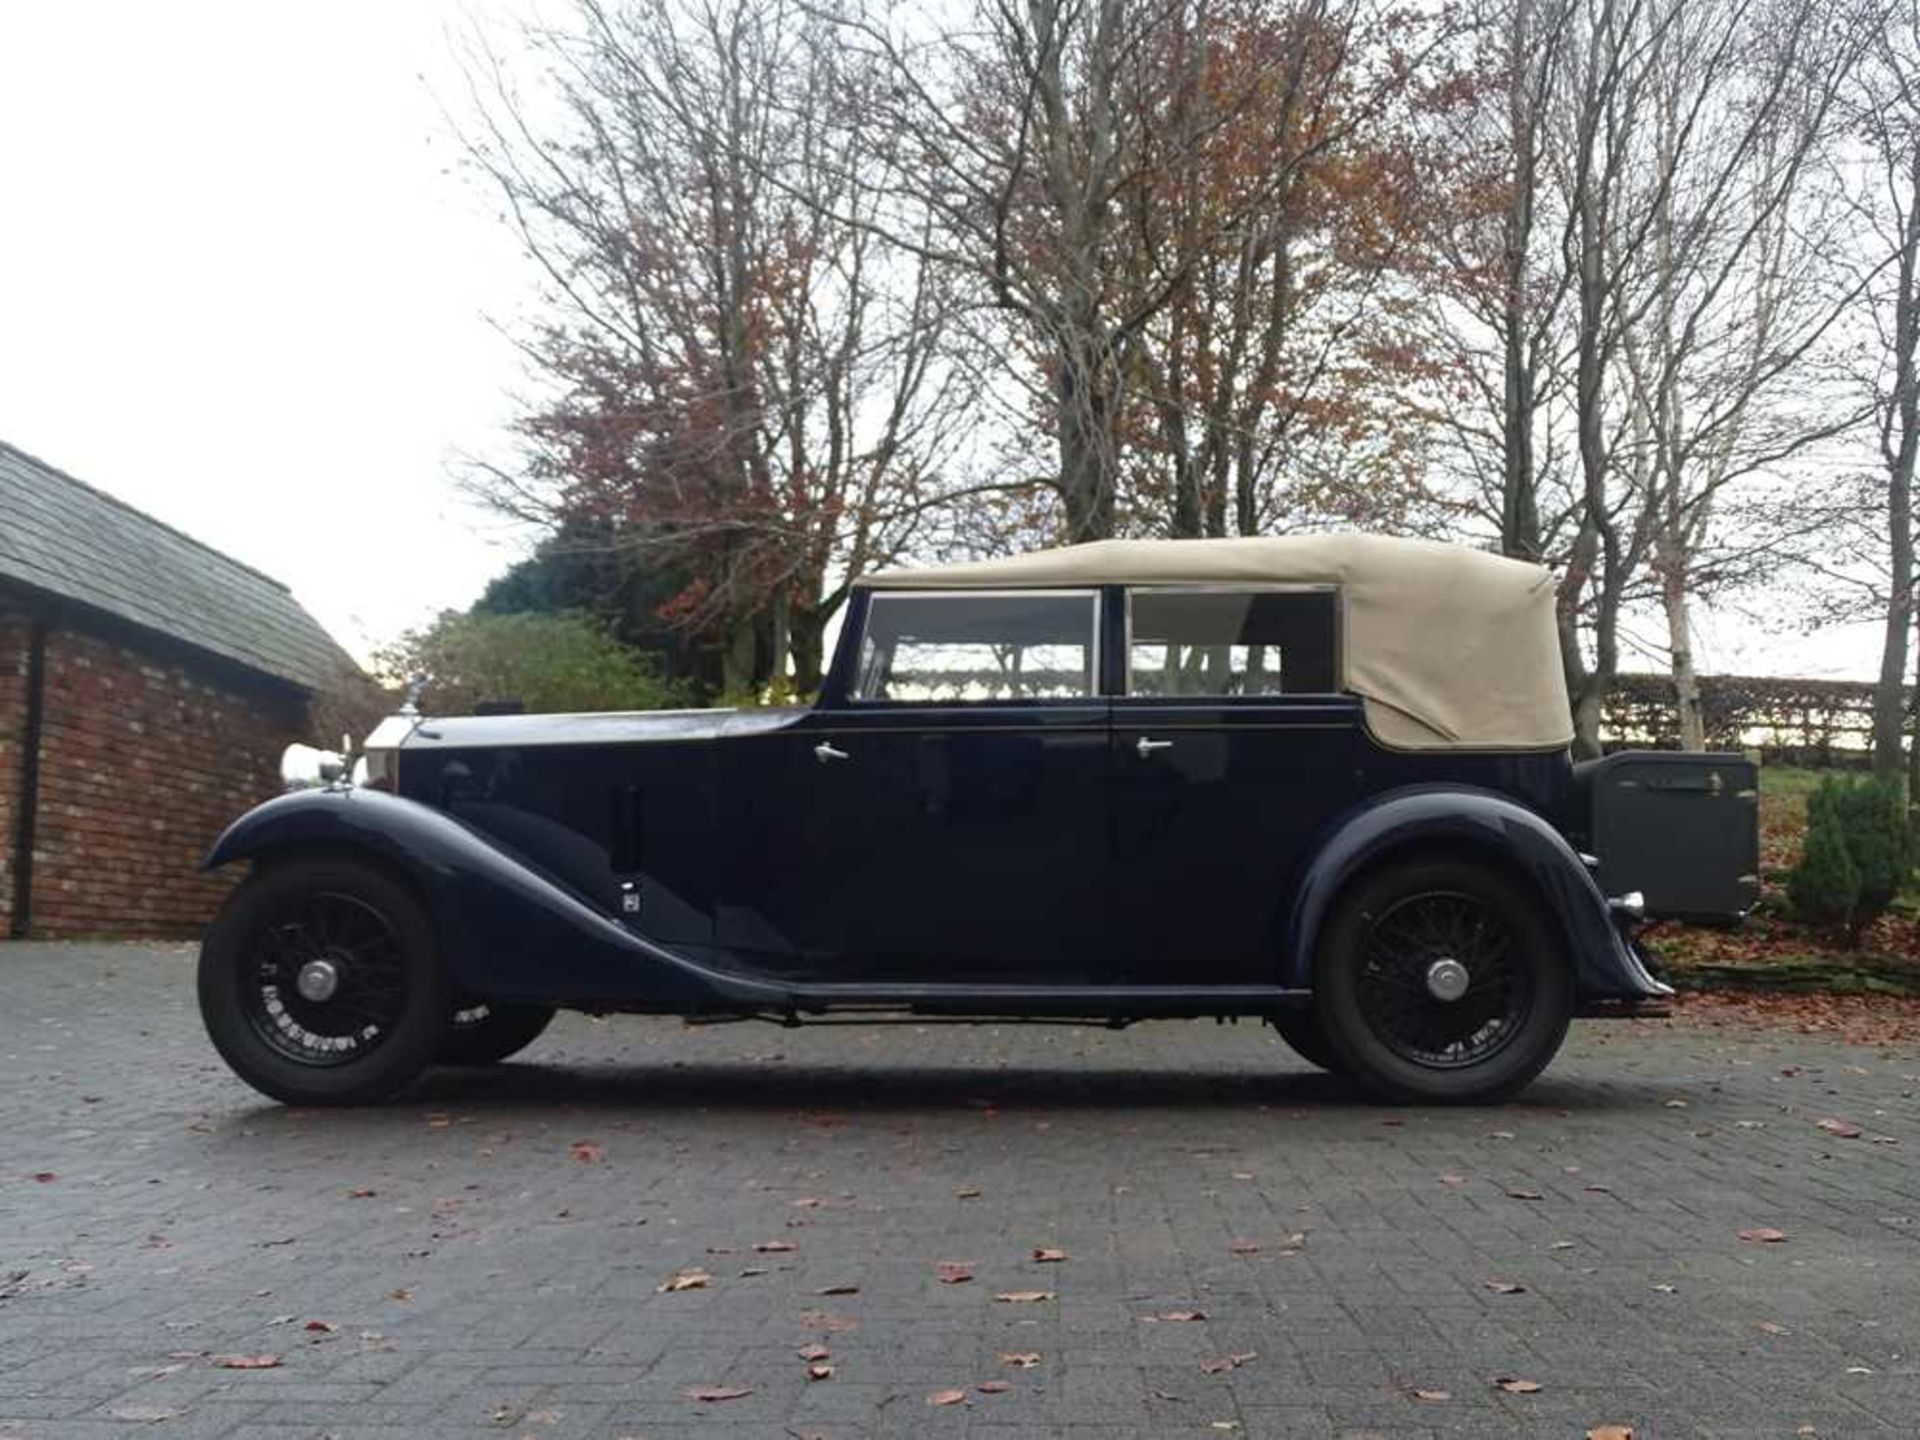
[458,0,975,694]
[1424,0,1866,755]
[820,0,1447,543]
[1847,0,1920,778]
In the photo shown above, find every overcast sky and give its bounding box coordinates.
[0,1,1887,680]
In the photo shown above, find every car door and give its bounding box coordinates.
[721,588,1111,985]
[1110,586,1362,985]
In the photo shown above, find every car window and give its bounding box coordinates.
[1127,588,1338,697]
[853,591,1098,703]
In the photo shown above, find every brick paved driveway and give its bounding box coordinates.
[4,942,1920,1439]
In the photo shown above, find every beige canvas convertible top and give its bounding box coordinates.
[861,534,1574,752]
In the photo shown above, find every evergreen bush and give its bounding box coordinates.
[1789,775,1914,945]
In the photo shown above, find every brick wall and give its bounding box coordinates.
[16,620,308,939]
[0,602,30,934]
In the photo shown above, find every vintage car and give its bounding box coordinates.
[197,535,1757,1106]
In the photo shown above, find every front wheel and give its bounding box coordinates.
[438,1001,556,1065]
[1314,859,1572,1104]
[198,859,449,1106]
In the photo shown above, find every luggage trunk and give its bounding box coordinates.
[1573,750,1760,922]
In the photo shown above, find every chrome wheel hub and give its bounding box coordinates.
[295,958,341,1003]
[1424,957,1470,1003]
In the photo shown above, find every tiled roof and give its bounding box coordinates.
[0,439,357,691]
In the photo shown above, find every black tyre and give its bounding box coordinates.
[198,859,449,1106]
[1271,1010,1344,1073]
[1314,858,1572,1104]
[437,1001,556,1065]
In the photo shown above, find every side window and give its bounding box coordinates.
[1127,589,1338,697]
[853,591,1098,703]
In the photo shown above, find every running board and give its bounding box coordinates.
[736,983,1309,1020]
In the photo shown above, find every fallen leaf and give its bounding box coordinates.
[1484,1280,1527,1294]
[1587,1428,1635,1440]
[1652,1284,1677,1294]
[807,1363,834,1381]
[302,1320,337,1333]
[934,1261,974,1284]
[346,1188,376,1199]
[977,1380,1011,1393]
[1550,1241,1576,1251]
[1817,1118,1863,1139]
[389,1288,414,1302]
[1001,1352,1041,1367]
[798,1342,831,1361]
[927,1388,967,1406]
[1507,1190,1544,1201]
[797,1308,859,1332]
[792,1196,823,1208]
[738,1267,768,1277]
[754,1240,796,1253]
[211,1354,280,1370]
[1031,1247,1067,1263]
[570,1140,603,1163]
[1439,1173,1467,1186]
[1486,1129,1516,1140]
[1231,1170,1255,1180]
[1494,1376,1542,1394]
[1198,1352,1257,1374]
[816,1283,859,1295]
[684,1385,751,1402]
[1144,1309,1206,1322]
[1739,1227,1788,1244]
[1227,1240,1261,1254]
[1664,1098,1689,1108]
[995,1290,1055,1303]
[1758,1321,1791,1335]
[1411,1388,1451,1402]
[31,1172,56,1183]
[955,1187,981,1198]
[659,1268,711,1292]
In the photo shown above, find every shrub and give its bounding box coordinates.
[1789,781,1859,929]
[1789,775,1913,945]
[374,610,686,716]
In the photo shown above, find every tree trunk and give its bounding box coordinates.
[789,605,827,699]
[1500,0,1541,562]
[1056,342,1118,541]
[1661,557,1705,751]
[720,616,759,698]
[1874,146,1920,775]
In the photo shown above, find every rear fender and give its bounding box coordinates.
[201,788,782,1008]
[1281,785,1669,1002]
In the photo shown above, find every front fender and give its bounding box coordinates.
[1281,785,1670,1002]
[202,788,784,1009]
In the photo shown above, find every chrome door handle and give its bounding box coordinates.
[814,741,850,764]
[1136,736,1174,758]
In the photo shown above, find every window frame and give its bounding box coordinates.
[1119,583,1346,701]
[846,587,1104,707]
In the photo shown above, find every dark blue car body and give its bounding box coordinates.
[205,583,1673,1022]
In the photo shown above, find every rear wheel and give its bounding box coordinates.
[198,859,448,1106]
[1314,859,1571,1104]
[438,1001,556,1065]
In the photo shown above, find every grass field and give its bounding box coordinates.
[1652,764,1920,993]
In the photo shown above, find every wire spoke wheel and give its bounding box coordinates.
[241,891,410,1067]
[1354,889,1533,1070]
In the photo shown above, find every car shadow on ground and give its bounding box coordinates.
[219,1057,1667,1123]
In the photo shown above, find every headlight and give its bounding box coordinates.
[279,743,346,791]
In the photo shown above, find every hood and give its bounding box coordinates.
[400,706,809,751]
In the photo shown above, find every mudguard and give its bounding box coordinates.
[1281,785,1671,1002]
[201,788,785,1009]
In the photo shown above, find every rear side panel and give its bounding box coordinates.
[1576,751,1760,920]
